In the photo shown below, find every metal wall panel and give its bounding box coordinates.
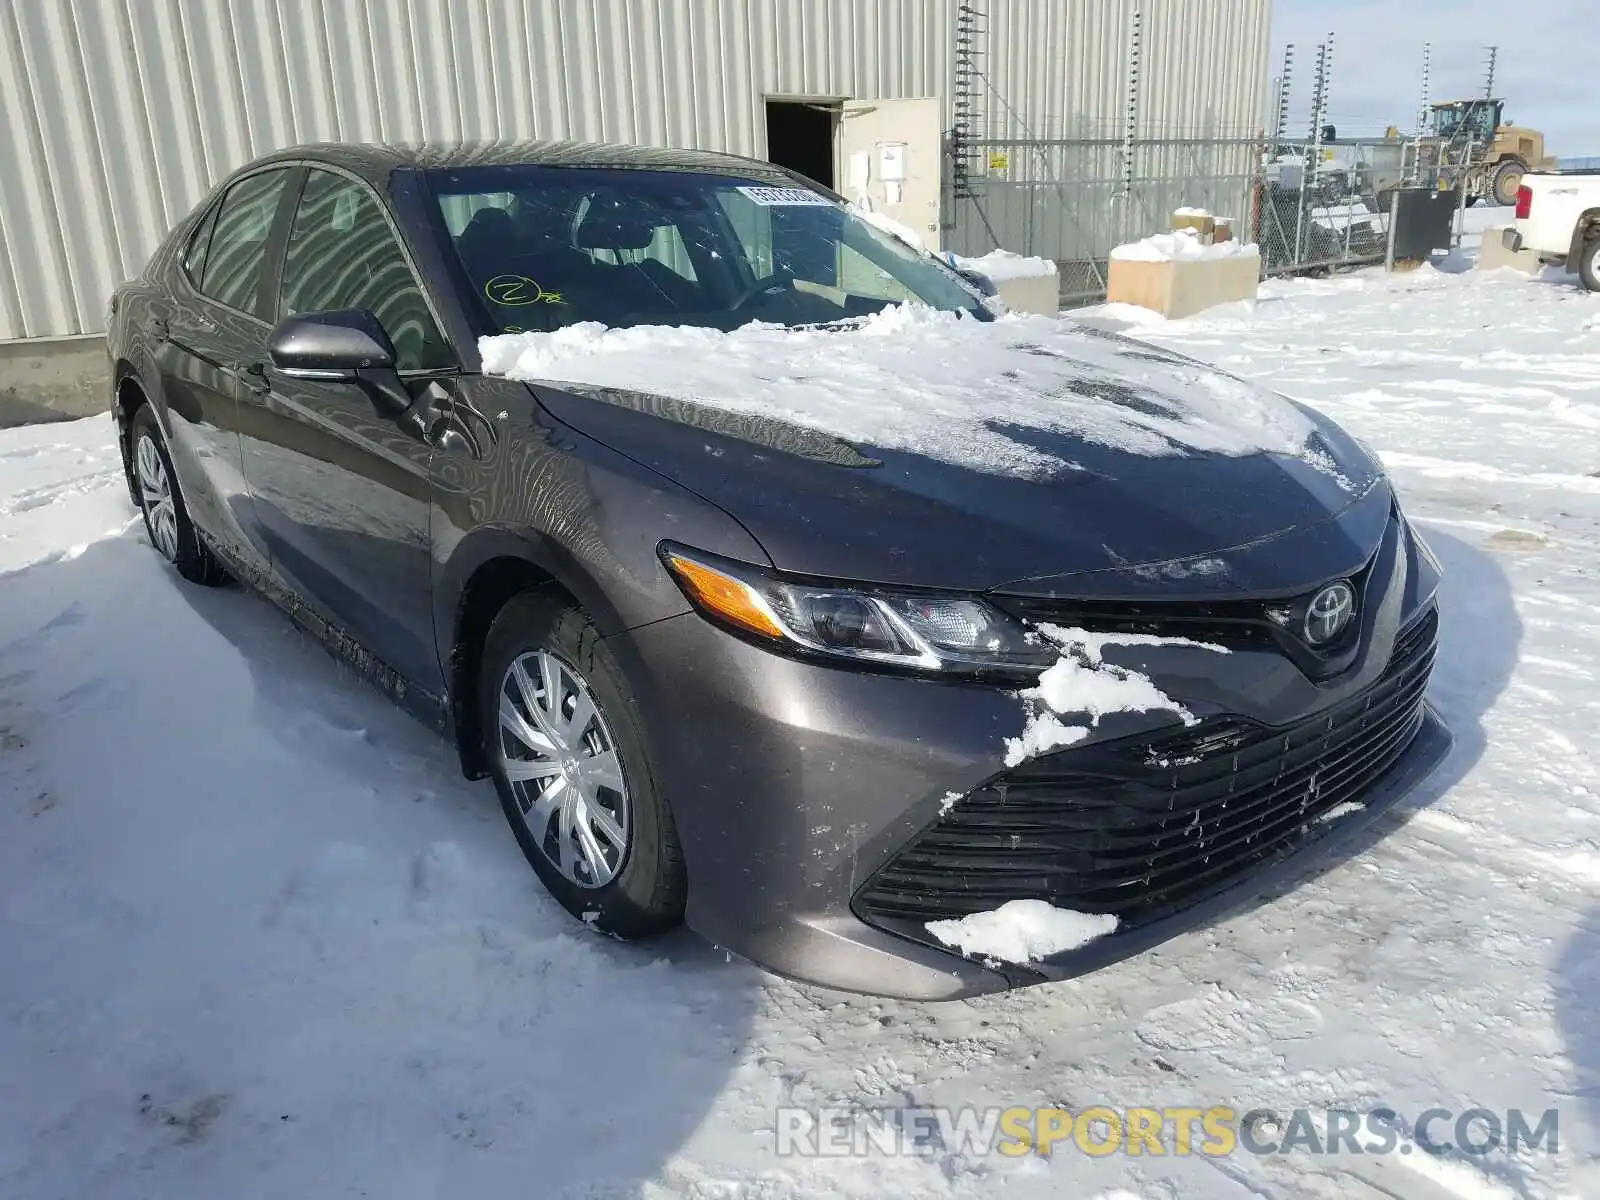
[0,0,1266,341]
[981,0,1270,138]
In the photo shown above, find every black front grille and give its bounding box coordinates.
[992,593,1282,651]
[989,527,1389,674]
[856,607,1439,936]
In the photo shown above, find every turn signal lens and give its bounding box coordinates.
[661,550,786,640]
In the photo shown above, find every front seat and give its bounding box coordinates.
[455,206,518,283]
[573,205,698,318]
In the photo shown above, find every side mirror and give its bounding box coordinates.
[950,265,998,297]
[267,309,413,419]
[268,309,395,378]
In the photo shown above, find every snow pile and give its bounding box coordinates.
[926,900,1119,963]
[480,306,1322,478]
[1111,228,1260,263]
[946,248,1058,281]
[1172,206,1212,218]
[1003,627,1228,766]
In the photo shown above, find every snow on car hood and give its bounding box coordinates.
[479,305,1326,480]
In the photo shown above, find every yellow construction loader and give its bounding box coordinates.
[1418,99,1556,206]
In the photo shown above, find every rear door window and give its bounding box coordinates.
[181,201,221,285]
[199,169,293,318]
[278,169,452,372]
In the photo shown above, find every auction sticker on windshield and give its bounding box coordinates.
[736,186,835,206]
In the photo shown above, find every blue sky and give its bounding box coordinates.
[1271,0,1596,157]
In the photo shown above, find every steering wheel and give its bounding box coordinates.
[728,269,796,313]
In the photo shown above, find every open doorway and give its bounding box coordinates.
[764,99,838,190]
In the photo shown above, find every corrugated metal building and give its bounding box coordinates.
[0,0,1270,344]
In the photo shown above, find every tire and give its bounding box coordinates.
[129,404,231,586]
[479,592,685,937]
[1580,235,1600,293]
[1490,158,1527,208]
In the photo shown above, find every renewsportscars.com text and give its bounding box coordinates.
[774,1105,1559,1160]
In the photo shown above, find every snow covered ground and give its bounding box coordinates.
[4,212,1599,1198]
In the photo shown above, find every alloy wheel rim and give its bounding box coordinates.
[136,434,180,562]
[496,648,631,889]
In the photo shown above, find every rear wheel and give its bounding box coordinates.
[1490,158,1526,208]
[130,404,230,586]
[479,592,685,937]
[1579,235,1600,293]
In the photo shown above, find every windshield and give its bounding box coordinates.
[1434,103,1498,140]
[424,165,988,334]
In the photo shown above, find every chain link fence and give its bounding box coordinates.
[946,134,1258,306]
[945,134,1451,306]
[1252,139,1407,275]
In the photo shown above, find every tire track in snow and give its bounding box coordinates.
[0,466,122,517]
[1408,809,1600,892]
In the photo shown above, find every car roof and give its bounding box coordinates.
[249,139,803,188]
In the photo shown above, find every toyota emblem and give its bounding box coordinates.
[1304,581,1356,646]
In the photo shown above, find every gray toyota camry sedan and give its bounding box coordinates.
[106,141,1450,999]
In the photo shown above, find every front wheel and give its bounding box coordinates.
[479,592,686,937]
[1490,159,1526,208]
[129,404,230,586]
[1579,236,1600,293]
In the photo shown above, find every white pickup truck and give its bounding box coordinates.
[1507,173,1600,289]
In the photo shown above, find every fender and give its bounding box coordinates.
[433,521,641,658]
[428,417,770,779]
[434,522,690,779]
[1566,208,1600,274]
[431,378,772,661]
[110,325,180,503]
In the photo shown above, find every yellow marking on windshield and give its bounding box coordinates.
[485,274,566,306]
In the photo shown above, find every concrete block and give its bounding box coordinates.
[0,334,108,427]
[1106,254,1260,320]
[1477,225,1544,275]
[993,273,1059,315]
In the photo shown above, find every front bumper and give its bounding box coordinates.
[613,514,1450,1001]
[1003,704,1451,988]
[615,633,1449,1001]
[618,612,1032,1000]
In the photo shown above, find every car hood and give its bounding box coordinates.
[523,328,1389,596]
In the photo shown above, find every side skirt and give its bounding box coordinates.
[196,529,451,737]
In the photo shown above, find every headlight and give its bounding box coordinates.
[659,543,1054,676]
